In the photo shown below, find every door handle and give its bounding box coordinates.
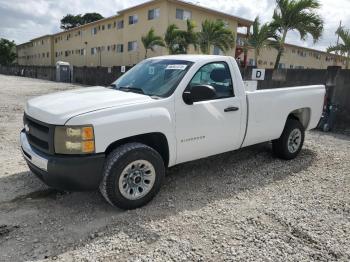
[224,107,239,112]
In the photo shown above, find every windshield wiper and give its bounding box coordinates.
[118,86,145,94]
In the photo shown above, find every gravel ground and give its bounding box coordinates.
[0,74,349,262]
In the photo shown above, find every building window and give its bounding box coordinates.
[81,49,85,56]
[117,20,124,29]
[129,15,138,25]
[117,44,124,53]
[91,47,97,55]
[108,23,111,29]
[102,25,105,30]
[148,8,160,20]
[176,8,192,20]
[92,27,97,35]
[128,41,138,52]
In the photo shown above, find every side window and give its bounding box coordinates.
[188,62,234,100]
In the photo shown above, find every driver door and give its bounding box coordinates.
[175,61,243,164]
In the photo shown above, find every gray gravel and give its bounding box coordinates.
[0,75,349,262]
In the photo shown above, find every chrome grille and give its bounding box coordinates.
[23,114,54,154]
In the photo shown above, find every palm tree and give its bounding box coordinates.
[328,26,350,69]
[183,20,198,53]
[164,20,198,54]
[246,17,275,66]
[165,24,185,54]
[198,20,235,55]
[141,28,165,58]
[271,0,324,69]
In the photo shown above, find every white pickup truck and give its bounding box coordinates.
[21,55,325,209]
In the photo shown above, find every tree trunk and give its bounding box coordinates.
[274,51,283,69]
[207,42,211,55]
[274,30,287,70]
[243,49,248,68]
[254,51,259,67]
[145,49,148,59]
[346,53,349,69]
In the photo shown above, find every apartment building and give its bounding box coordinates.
[236,33,346,69]
[16,0,252,67]
[17,35,54,66]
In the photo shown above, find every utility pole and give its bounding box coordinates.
[84,41,88,67]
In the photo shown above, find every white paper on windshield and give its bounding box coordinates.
[148,66,155,75]
[166,64,187,70]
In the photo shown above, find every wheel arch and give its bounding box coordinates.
[286,108,311,130]
[105,132,170,167]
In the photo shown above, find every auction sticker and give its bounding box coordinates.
[148,66,155,75]
[166,64,187,70]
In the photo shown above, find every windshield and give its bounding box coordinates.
[111,59,193,97]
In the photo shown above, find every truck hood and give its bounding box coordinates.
[25,86,152,125]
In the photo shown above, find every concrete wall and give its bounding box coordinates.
[0,65,56,81]
[72,66,132,86]
[0,65,131,86]
[331,70,350,130]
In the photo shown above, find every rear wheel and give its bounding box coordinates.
[100,143,165,210]
[272,119,305,160]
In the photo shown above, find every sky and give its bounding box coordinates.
[0,0,349,52]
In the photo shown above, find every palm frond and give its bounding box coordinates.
[141,28,165,57]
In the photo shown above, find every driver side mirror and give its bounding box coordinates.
[183,85,217,105]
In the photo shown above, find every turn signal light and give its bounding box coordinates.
[82,127,94,140]
[82,141,95,153]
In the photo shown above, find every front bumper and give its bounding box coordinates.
[20,131,105,191]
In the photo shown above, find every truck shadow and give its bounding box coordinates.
[0,143,317,261]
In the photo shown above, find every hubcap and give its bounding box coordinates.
[288,128,302,153]
[118,160,156,200]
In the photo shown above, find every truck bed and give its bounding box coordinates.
[242,85,325,147]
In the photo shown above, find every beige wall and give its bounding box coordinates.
[17,36,53,66]
[16,0,244,67]
[167,1,238,56]
[17,43,32,65]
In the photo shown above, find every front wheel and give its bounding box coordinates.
[272,119,305,160]
[99,143,165,210]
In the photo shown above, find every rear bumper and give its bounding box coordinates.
[20,131,105,191]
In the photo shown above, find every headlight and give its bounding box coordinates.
[54,125,95,154]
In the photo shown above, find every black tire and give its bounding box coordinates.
[99,142,165,210]
[272,118,305,160]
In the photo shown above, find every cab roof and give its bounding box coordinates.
[148,55,233,63]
